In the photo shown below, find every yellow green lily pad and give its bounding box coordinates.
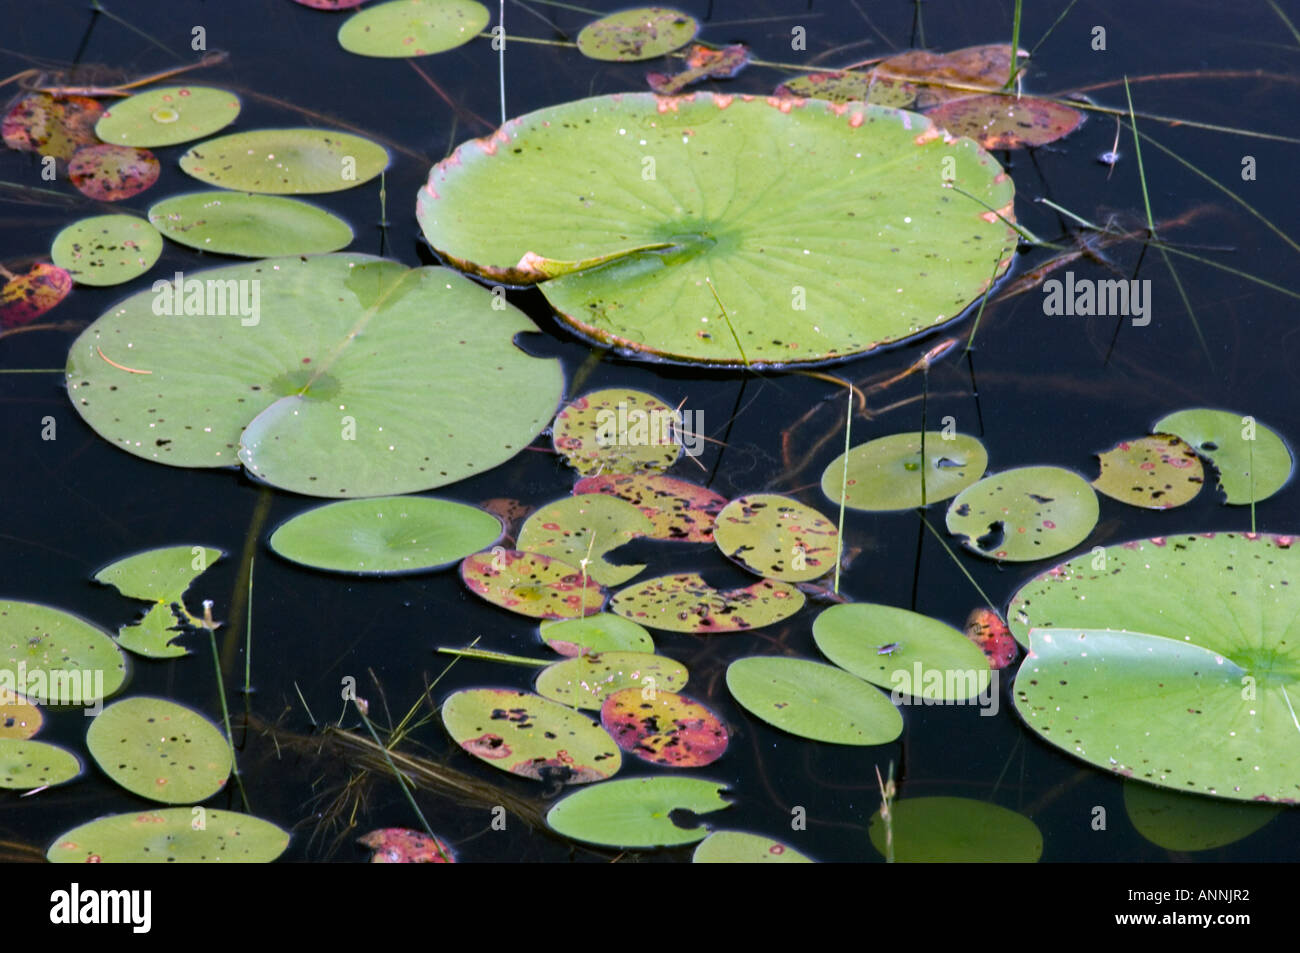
[516,494,653,587]
[574,473,726,542]
[611,573,804,633]
[552,389,682,476]
[821,431,988,511]
[946,466,1098,561]
[338,0,490,58]
[0,739,80,790]
[95,86,241,148]
[461,549,607,619]
[180,128,389,194]
[534,651,686,709]
[539,613,655,656]
[1153,408,1292,505]
[576,7,698,62]
[48,808,289,862]
[50,214,162,287]
[1092,433,1204,509]
[713,493,838,582]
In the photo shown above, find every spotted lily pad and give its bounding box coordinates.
[0,601,126,705]
[66,255,563,497]
[359,827,455,862]
[87,696,232,804]
[535,651,686,709]
[180,128,389,193]
[821,431,988,511]
[576,7,698,62]
[1092,433,1204,509]
[95,86,241,147]
[441,688,621,783]
[47,808,290,862]
[547,777,730,848]
[552,389,682,476]
[877,44,1027,108]
[94,545,223,658]
[270,497,502,574]
[148,191,354,257]
[574,473,726,542]
[417,92,1017,366]
[713,493,838,582]
[946,466,1098,561]
[1152,408,1292,504]
[1,93,101,160]
[338,0,489,57]
[601,687,727,767]
[925,95,1084,150]
[0,739,81,789]
[1122,780,1279,851]
[611,573,804,633]
[647,43,750,95]
[539,613,655,656]
[517,495,652,588]
[0,690,42,740]
[813,603,990,701]
[867,796,1042,861]
[693,830,813,862]
[68,144,160,201]
[295,0,366,8]
[0,263,72,328]
[461,549,606,620]
[775,70,917,108]
[726,656,903,745]
[51,214,162,287]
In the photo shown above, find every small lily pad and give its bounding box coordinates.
[611,573,804,633]
[0,739,81,789]
[693,830,813,863]
[539,613,655,656]
[94,544,222,658]
[516,494,653,586]
[647,43,750,95]
[1152,408,1292,504]
[553,389,682,476]
[535,651,686,709]
[0,262,72,328]
[0,690,42,740]
[1123,780,1280,851]
[50,214,162,287]
[113,603,187,659]
[925,95,1084,150]
[67,144,160,201]
[574,473,726,542]
[47,808,290,862]
[876,44,1027,108]
[148,191,354,257]
[2,93,101,160]
[441,688,621,783]
[946,466,1098,561]
[270,497,502,574]
[726,656,903,745]
[821,431,988,511]
[294,0,367,8]
[547,777,730,848]
[180,128,389,193]
[713,493,838,583]
[964,608,1018,670]
[601,687,728,767]
[0,601,126,705]
[776,70,917,109]
[867,796,1042,861]
[338,0,490,58]
[359,827,455,862]
[576,7,698,62]
[95,86,241,148]
[461,549,607,619]
[1092,433,1204,509]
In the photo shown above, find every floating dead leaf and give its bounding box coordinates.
[646,43,750,95]
[68,144,160,201]
[1,93,102,160]
[358,828,454,862]
[775,70,917,108]
[924,94,1084,149]
[876,43,1027,108]
[0,263,72,328]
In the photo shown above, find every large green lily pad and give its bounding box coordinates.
[148,191,354,257]
[867,796,1042,861]
[821,431,988,511]
[1092,433,1204,509]
[461,549,606,619]
[534,651,686,709]
[516,494,653,586]
[693,830,813,863]
[552,388,682,476]
[0,601,126,705]
[51,215,162,287]
[946,466,1098,561]
[611,573,804,633]
[576,7,698,62]
[1153,408,1292,505]
[180,128,389,193]
[0,739,80,789]
[547,777,730,847]
[48,808,290,863]
[417,92,1017,366]
[338,0,489,58]
[66,255,563,497]
[539,613,655,656]
[713,493,838,582]
[574,473,726,542]
[95,86,241,148]
[94,545,223,657]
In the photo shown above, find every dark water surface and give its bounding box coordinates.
[2,0,1298,863]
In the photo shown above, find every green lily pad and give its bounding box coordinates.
[611,573,804,633]
[713,493,838,582]
[47,808,290,863]
[417,92,1017,366]
[821,431,988,511]
[0,690,42,740]
[539,613,655,656]
[180,128,389,193]
[338,0,489,57]
[112,603,187,659]
[269,497,502,574]
[1,93,101,160]
[1152,408,1292,504]
[574,473,726,542]
[461,549,606,619]
[535,651,686,709]
[726,656,903,745]
[0,262,73,328]
[693,830,813,863]
[0,739,80,789]
[0,601,126,705]
[776,70,918,108]
[87,696,232,804]
[945,466,1098,561]
[813,602,990,701]
[50,214,162,287]
[1092,433,1204,509]
[95,86,241,148]
[441,688,621,783]
[552,388,682,476]
[516,494,653,586]
[68,144,159,201]
[66,255,563,497]
[148,191,354,257]
[925,95,1084,150]
[601,687,728,767]
[1123,780,1280,851]
[867,797,1042,861]
[94,545,223,658]
[576,7,698,62]
[547,777,730,848]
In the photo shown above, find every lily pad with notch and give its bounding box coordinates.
[713,493,838,583]
[516,494,652,588]
[0,263,72,328]
[0,739,80,790]
[546,776,730,848]
[611,573,804,633]
[946,465,1098,561]
[574,472,726,542]
[461,549,606,620]
[68,144,160,201]
[94,545,224,658]
[1152,408,1291,505]
[1092,433,1204,509]
[2,93,101,160]
[925,95,1084,150]
[539,613,655,656]
[823,431,988,511]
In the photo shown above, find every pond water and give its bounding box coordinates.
[2,0,1298,863]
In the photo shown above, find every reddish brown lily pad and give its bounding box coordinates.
[68,144,160,201]
[610,572,804,633]
[460,549,606,620]
[925,94,1084,150]
[775,70,917,109]
[877,44,1027,108]
[574,473,725,543]
[647,43,750,95]
[601,687,728,767]
[0,263,72,328]
[294,0,366,8]
[358,827,454,862]
[1092,433,1205,509]
[964,608,1018,670]
[1,94,102,160]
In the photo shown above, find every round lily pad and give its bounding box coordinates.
[270,496,502,574]
[0,739,81,789]
[65,255,563,497]
[776,70,917,108]
[148,191,354,257]
[867,796,1042,861]
[574,473,726,542]
[295,0,366,8]
[50,214,162,287]
[611,573,804,633]
[1092,433,1204,509]
[0,262,72,328]
[601,687,728,767]
[67,144,160,201]
[338,0,489,58]
[693,830,813,863]
[516,494,653,587]
[925,95,1084,150]
[0,601,126,705]
[576,7,698,62]
[441,688,621,783]
[0,690,42,740]
[535,651,686,709]
[552,389,682,476]
[180,128,389,193]
[1123,780,1280,851]
[813,602,990,701]
[1152,408,1292,504]
[539,613,655,656]
[47,808,290,863]
[547,776,730,848]
[821,431,988,511]
[417,92,1018,366]
[945,466,1098,561]
[461,549,606,619]
[95,86,241,148]
[726,656,903,745]
[713,493,838,583]
[1,93,101,160]
[87,696,232,804]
